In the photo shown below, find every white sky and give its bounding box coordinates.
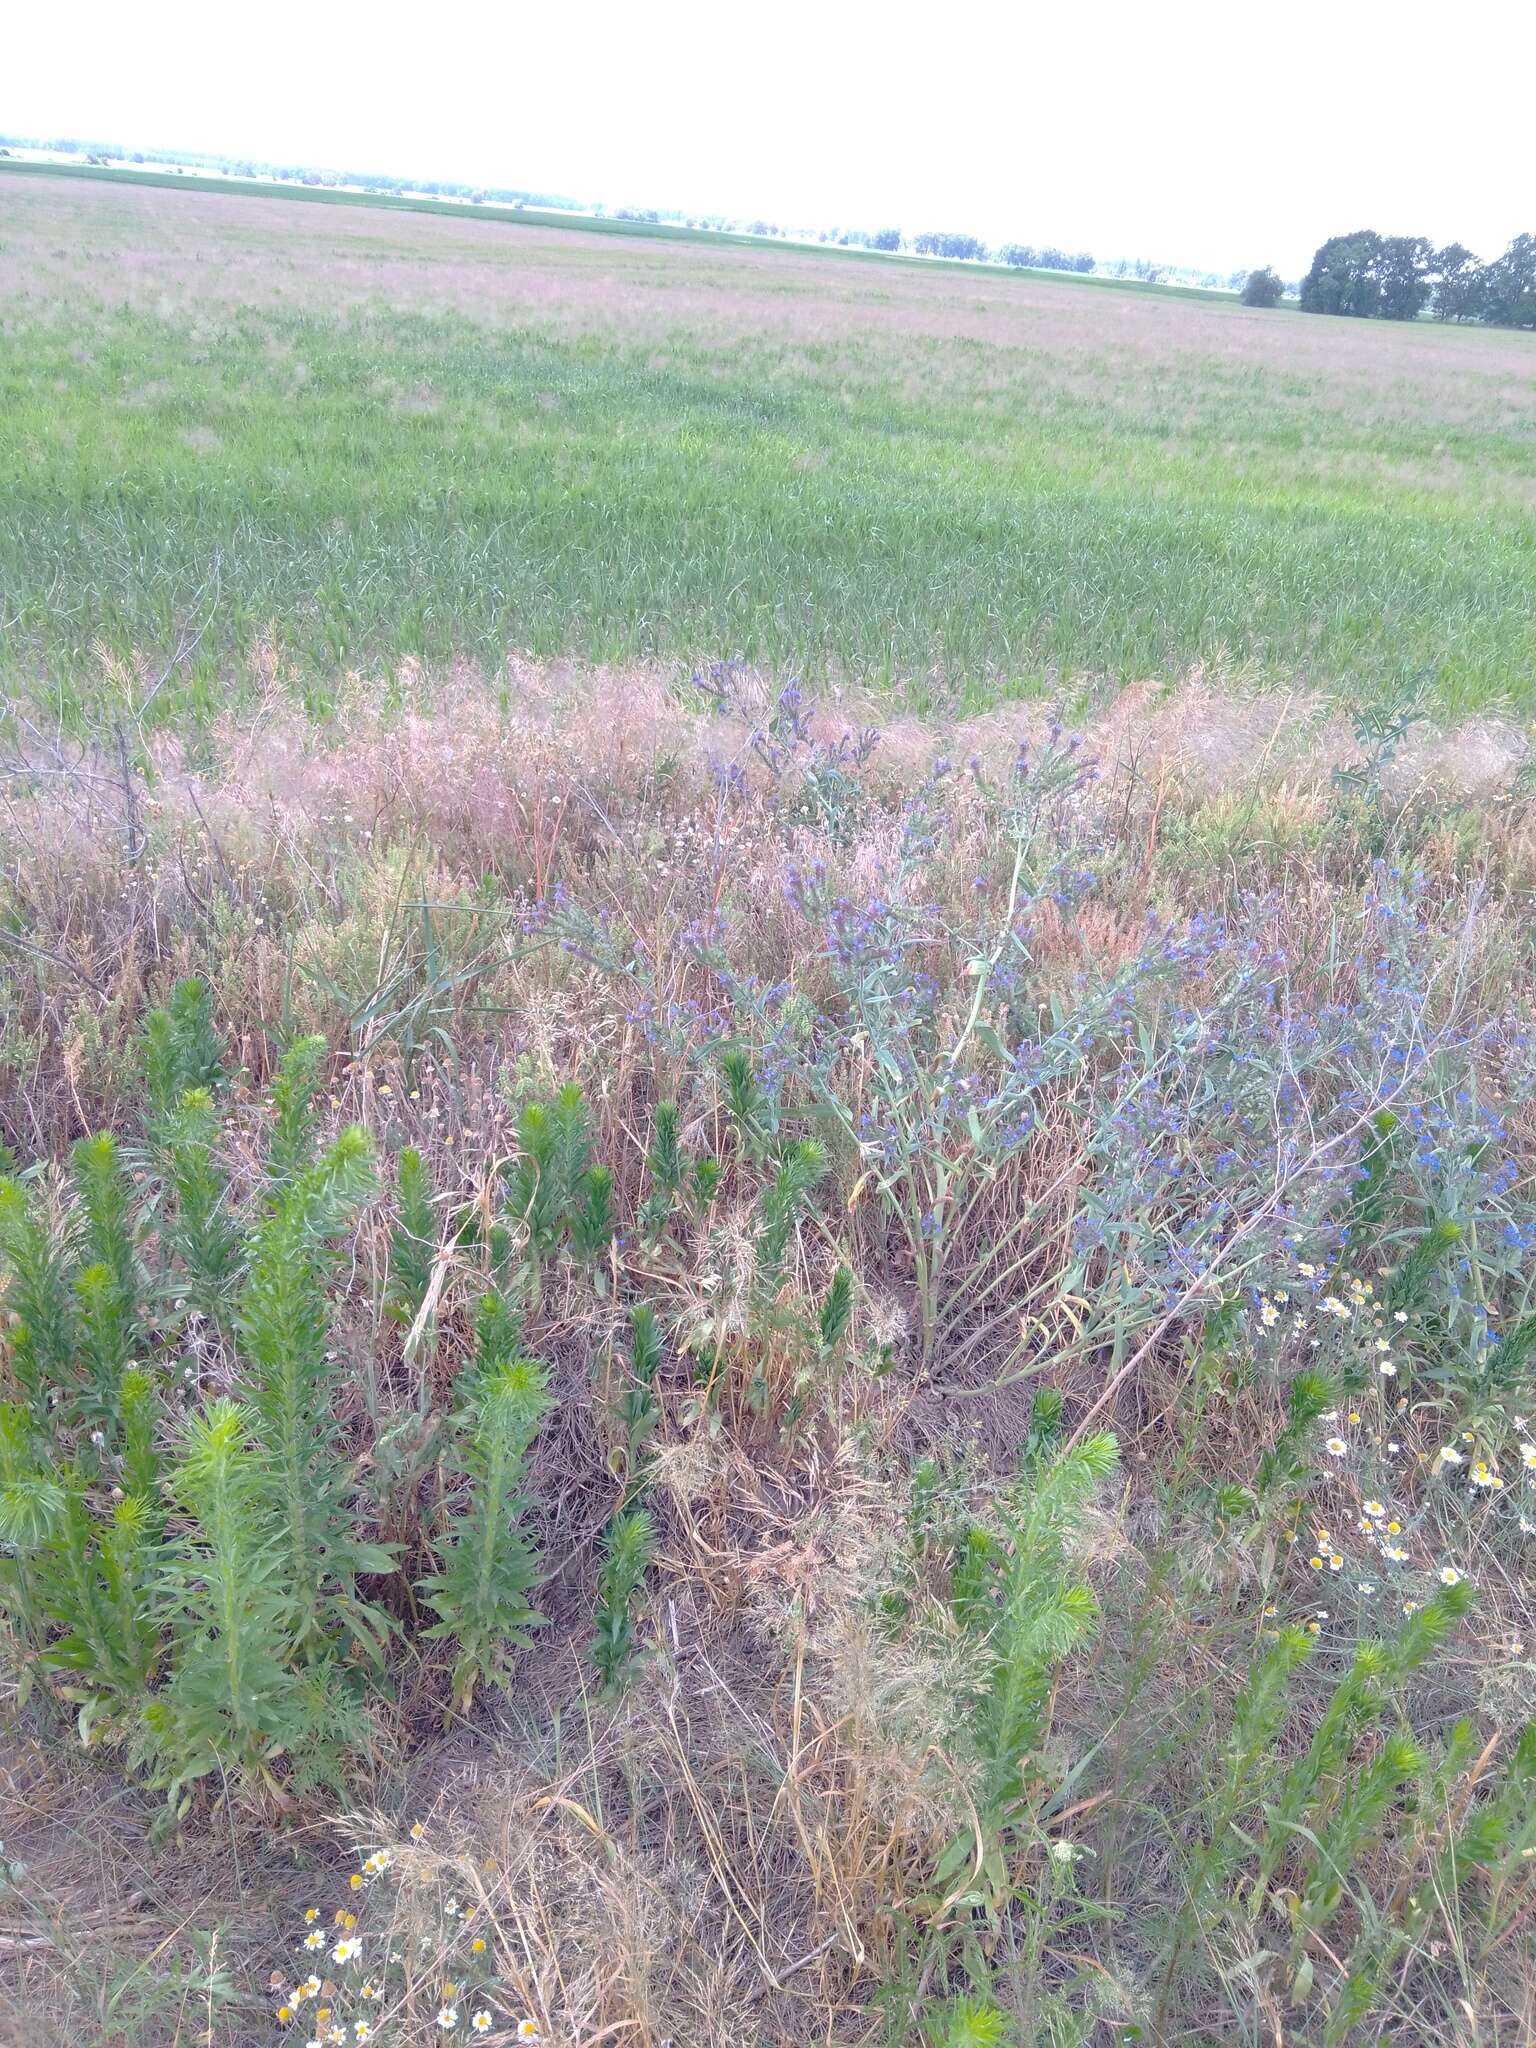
[4,0,1531,275]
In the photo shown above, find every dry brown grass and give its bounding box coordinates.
[2,658,1531,1162]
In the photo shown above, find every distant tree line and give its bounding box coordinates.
[1297,229,1535,328]
[998,243,1096,272]
[911,231,987,261]
[817,227,902,251]
[0,131,576,210]
[1105,256,1168,283]
[904,233,1094,269]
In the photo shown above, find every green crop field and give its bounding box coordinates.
[3,162,1534,724]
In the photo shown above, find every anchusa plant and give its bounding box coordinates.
[692,662,880,840]
[526,746,1519,1414]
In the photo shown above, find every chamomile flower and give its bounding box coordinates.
[1319,1296,1350,1319]
[304,1908,320,1925]
[1382,1543,1409,1562]
[355,2027,372,2043]
[1258,1295,1279,1328]
[332,1936,361,1965]
[1363,1499,1386,1519]
[1309,1554,1324,1570]
[1378,1358,1397,1376]
[1438,1446,1465,1466]
[517,2026,540,2043]
[1471,1462,1503,1490]
[1521,1443,1536,1469]
[472,2017,493,2037]
[1328,1552,1343,1571]
[1325,1437,1348,1457]
[437,2011,458,2032]
[470,1936,487,1954]
[304,1930,325,1952]
[1439,1566,1464,1586]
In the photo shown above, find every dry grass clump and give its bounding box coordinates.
[3,657,1530,1156]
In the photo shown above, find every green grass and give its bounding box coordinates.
[3,163,1535,725]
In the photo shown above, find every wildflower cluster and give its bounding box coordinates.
[1250,1241,1536,1622]
[274,1826,541,2044]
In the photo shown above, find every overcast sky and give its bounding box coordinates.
[5,0,1531,275]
